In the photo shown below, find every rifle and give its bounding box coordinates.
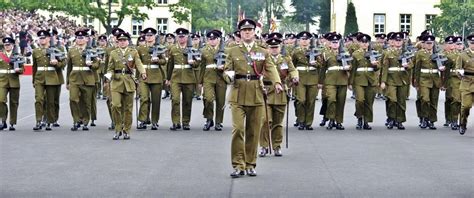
[399,41,414,66]
[83,36,98,64]
[336,39,353,69]
[382,40,389,49]
[10,42,25,71]
[365,42,381,63]
[306,37,321,65]
[185,36,201,62]
[47,33,65,61]
[149,33,167,59]
[281,42,287,57]
[214,37,227,67]
[431,42,447,69]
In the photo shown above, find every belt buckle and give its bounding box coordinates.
[122,68,126,74]
[246,74,250,81]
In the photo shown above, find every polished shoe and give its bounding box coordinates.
[274,148,282,157]
[294,121,299,127]
[33,122,42,131]
[0,122,5,130]
[2,121,7,130]
[363,122,372,130]
[137,122,147,130]
[9,124,15,131]
[176,124,182,129]
[443,121,450,127]
[71,123,79,131]
[298,123,305,130]
[385,118,391,126]
[196,96,202,100]
[144,120,151,125]
[52,122,60,127]
[214,123,222,131]
[203,119,214,131]
[113,131,122,140]
[151,123,158,130]
[108,123,115,130]
[450,122,459,130]
[78,120,83,126]
[258,147,268,157]
[397,122,405,130]
[387,120,394,129]
[319,118,328,126]
[40,121,46,127]
[170,124,178,131]
[82,125,89,131]
[327,120,335,130]
[420,118,428,129]
[45,123,52,131]
[305,125,313,130]
[90,120,96,127]
[230,169,245,178]
[123,132,130,140]
[428,121,437,130]
[335,123,345,130]
[459,126,466,135]
[356,118,363,130]
[246,168,257,177]
[183,125,190,130]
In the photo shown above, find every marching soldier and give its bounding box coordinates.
[413,35,443,129]
[96,34,109,100]
[50,29,65,128]
[136,27,167,130]
[86,29,99,127]
[380,32,413,129]
[104,28,124,130]
[32,30,65,131]
[162,33,176,100]
[0,37,22,130]
[442,36,461,130]
[456,34,474,135]
[66,30,99,131]
[166,28,200,130]
[191,33,203,100]
[259,36,298,157]
[318,32,334,127]
[225,19,282,178]
[349,34,380,130]
[319,33,350,130]
[199,30,227,131]
[292,31,319,130]
[105,32,146,140]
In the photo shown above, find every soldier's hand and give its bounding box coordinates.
[348,85,353,90]
[151,57,159,62]
[309,61,317,66]
[86,61,93,66]
[141,73,147,80]
[402,62,409,68]
[291,78,299,86]
[438,66,446,71]
[380,82,386,90]
[50,59,58,65]
[343,65,351,70]
[318,84,323,89]
[371,61,379,66]
[275,83,284,94]
[188,60,195,65]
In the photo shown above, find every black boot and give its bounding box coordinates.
[428,121,437,130]
[450,121,459,130]
[170,124,178,131]
[71,123,79,131]
[363,122,372,130]
[459,125,466,135]
[298,122,305,130]
[443,121,450,127]
[326,120,335,130]
[137,122,147,130]
[387,120,394,129]
[420,118,428,129]
[90,120,96,127]
[113,131,122,140]
[320,117,328,126]
[45,123,52,131]
[52,122,60,127]
[33,122,42,131]
[9,124,15,131]
[335,123,345,130]
[397,122,405,130]
[215,123,222,131]
[356,118,363,130]
[293,121,299,127]
[203,119,214,131]
[151,123,159,130]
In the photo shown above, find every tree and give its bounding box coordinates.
[279,16,306,33]
[318,0,331,33]
[343,2,358,36]
[291,0,320,31]
[431,1,474,39]
[169,0,231,33]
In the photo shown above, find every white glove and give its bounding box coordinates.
[104,73,112,81]
[458,69,464,76]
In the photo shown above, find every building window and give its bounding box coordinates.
[374,14,385,34]
[157,0,168,4]
[400,14,411,33]
[83,17,94,28]
[132,19,143,36]
[111,18,118,28]
[426,15,436,29]
[157,18,168,33]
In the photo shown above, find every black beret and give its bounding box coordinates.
[175,28,189,36]
[238,19,256,30]
[207,30,221,38]
[391,32,403,41]
[454,36,463,43]
[190,33,200,39]
[116,32,131,40]
[327,33,342,41]
[98,35,107,40]
[296,31,312,39]
[142,27,157,35]
[37,30,51,37]
[375,33,386,39]
[269,32,283,40]
[165,33,175,39]
[444,36,455,44]
[467,34,474,42]
[356,34,371,42]
[75,30,88,37]
[111,28,125,36]
[422,35,436,42]
[285,33,296,39]
[2,37,15,44]
[266,38,282,46]
[137,36,146,42]
[233,31,241,38]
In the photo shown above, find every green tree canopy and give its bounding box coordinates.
[343,2,358,36]
[431,1,474,39]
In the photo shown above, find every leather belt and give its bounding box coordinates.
[114,69,133,74]
[146,64,160,69]
[72,67,91,71]
[327,66,344,71]
[420,68,439,74]
[206,64,217,69]
[37,66,56,71]
[296,66,317,71]
[0,69,16,74]
[235,74,260,80]
[356,67,374,72]
[174,64,192,69]
[388,67,405,72]
[465,71,474,76]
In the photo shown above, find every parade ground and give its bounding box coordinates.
[1,76,473,198]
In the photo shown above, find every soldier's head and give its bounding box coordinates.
[2,37,14,52]
[266,38,282,56]
[74,30,88,46]
[191,33,200,45]
[233,31,241,43]
[374,33,386,43]
[296,31,312,47]
[391,32,404,48]
[284,33,296,45]
[98,35,107,46]
[142,28,157,44]
[137,36,146,46]
[356,34,371,50]
[207,30,221,47]
[37,30,51,46]
[165,33,175,44]
[453,37,464,51]
[238,19,257,43]
[327,34,341,50]
[467,34,474,50]
[422,35,435,50]
[116,32,130,48]
[443,36,456,51]
[175,28,189,45]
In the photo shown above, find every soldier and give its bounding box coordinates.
[319,33,350,130]
[349,34,380,130]
[225,19,282,178]
[318,32,334,127]
[66,30,99,131]
[259,36,298,157]
[137,36,146,46]
[32,30,65,131]
[191,33,203,100]
[374,33,386,100]
[442,36,461,130]
[380,32,413,129]
[166,28,200,130]
[105,32,146,140]
[0,37,22,130]
[456,34,474,135]
[96,34,109,100]
[162,33,176,100]
[50,29,65,128]
[199,30,227,131]
[292,31,319,130]
[413,35,443,129]
[85,29,99,127]
[104,28,124,130]
[136,27,167,130]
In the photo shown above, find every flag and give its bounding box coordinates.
[237,5,246,25]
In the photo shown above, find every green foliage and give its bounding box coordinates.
[291,0,320,31]
[318,0,330,33]
[431,1,474,38]
[343,2,358,36]
[279,16,305,33]
[169,0,231,32]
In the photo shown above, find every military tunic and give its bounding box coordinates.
[0,50,22,125]
[414,49,441,123]
[455,49,474,129]
[443,51,461,126]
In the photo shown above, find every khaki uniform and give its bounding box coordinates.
[0,50,21,125]
[349,48,380,123]
[260,54,298,149]
[137,44,167,125]
[291,47,320,127]
[443,51,461,125]
[381,48,413,123]
[104,46,115,124]
[414,49,441,123]
[455,49,474,129]
[319,49,349,124]
[32,47,65,124]
[199,45,227,125]
[66,46,99,125]
[225,43,281,171]
[106,47,145,134]
[167,44,200,126]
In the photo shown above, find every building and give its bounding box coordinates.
[37,0,191,38]
[331,0,443,39]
